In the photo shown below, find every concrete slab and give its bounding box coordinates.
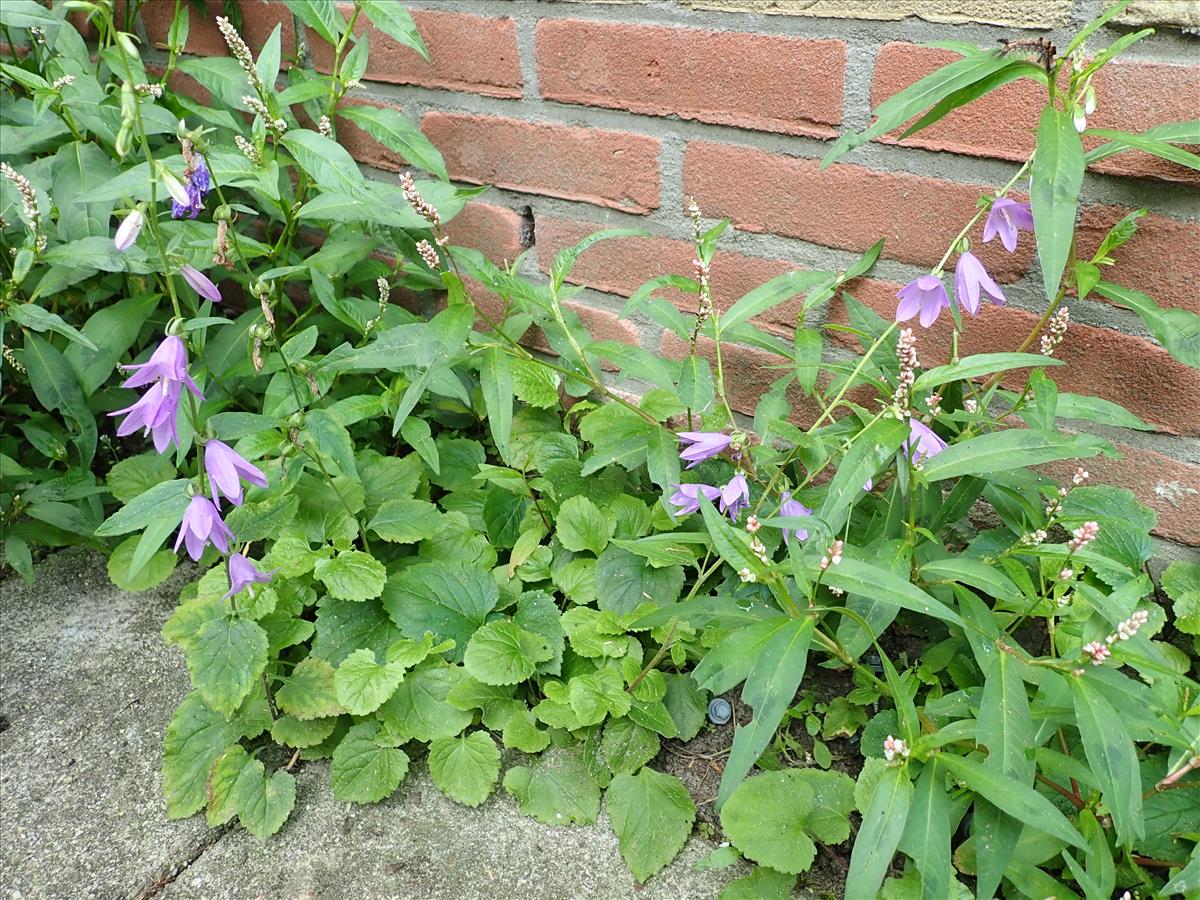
[1,551,754,899]
[0,549,208,899]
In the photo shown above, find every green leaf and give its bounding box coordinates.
[23,334,95,466]
[1085,127,1200,172]
[595,546,684,615]
[330,721,409,804]
[95,478,189,536]
[677,355,715,411]
[550,228,650,294]
[568,667,632,725]
[717,617,815,808]
[464,619,553,686]
[313,550,386,602]
[334,648,406,715]
[503,746,602,826]
[825,556,963,626]
[662,673,708,742]
[912,352,1062,392]
[187,616,269,716]
[281,130,368,199]
[817,416,907,534]
[937,753,1086,850]
[599,717,661,775]
[607,769,696,883]
[337,105,446,180]
[368,498,443,544]
[898,760,952,900]
[1031,105,1085,301]
[845,764,913,900]
[479,346,514,460]
[920,430,1111,482]
[206,745,254,826]
[1162,560,1200,635]
[107,533,176,592]
[164,692,245,818]
[556,495,614,556]
[270,715,337,749]
[7,303,97,351]
[285,0,344,46]
[382,562,499,662]
[1069,677,1143,847]
[977,647,1035,783]
[276,656,344,720]
[1094,281,1200,369]
[360,0,427,59]
[428,732,501,807]
[822,51,1013,168]
[1085,119,1199,165]
[232,760,296,840]
[255,23,282,89]
[312,598,402,667]
[502,707,551,753]
[377,662,473,741]
[718,867,796,900]
[722,770,821,874]
[722,269,835,331]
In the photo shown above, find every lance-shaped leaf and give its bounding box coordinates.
[1031,105,1084,302]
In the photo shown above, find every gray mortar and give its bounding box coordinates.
[0,551,761,899]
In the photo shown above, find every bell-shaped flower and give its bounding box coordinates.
[904,419,948,465]
[174,494,234,561]
[109,378,184,453]
[114,209,143,251]
[677,431,731,468]
[719,472,750,521]
[669,482,722,516]
[180,264,222,302]
[778,491,812,545]
[224,552,274,599]
[205,439,268,507]
[954,251,1006,316]
[896,275,950,329]
[982,198,1034,253]
[119,335,201,396]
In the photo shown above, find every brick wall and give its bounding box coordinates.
[141,0,1200,554]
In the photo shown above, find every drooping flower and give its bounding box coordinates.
[114,208,144,251]
[224,552,274,599]
[982,198,1034,253]
[205,439,269,507]
[895,275,950,328]
[119,335,201,396]
[953,251,1006,315]
[719,472,750,521]
[174,494,234,561]
[778,491,811,545]
[669,482,722,516]
[180,264,222,302]
[171,153,212,219]
[904,419,948,465]
[109,378,185,453]
[677,431,731,468]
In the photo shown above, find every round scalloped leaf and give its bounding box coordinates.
[502,745,601,826]
[720,770,819,875]
[270,715,338,749]
[275,656,344,720]
[463,619,553,686]
[428,731,501,807]
[186,615,269,717]
[606,768,696,883]
[334,648,405,715]
[330,721,409,804]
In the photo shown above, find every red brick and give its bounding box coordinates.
[423,113,661,213]
[536,19,843,138]
[535,217,800,324]
[309,6,521,98]
[831,279,1200,436]
[141,0,295,66]
[1042,444,1200,546]
[448,202,530,264]
[684,142,1032,281]
[871,44,1200,185]
[1074,206,1200,315]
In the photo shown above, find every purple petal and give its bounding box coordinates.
[180,265,222,302]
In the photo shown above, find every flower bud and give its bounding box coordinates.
[114,207,144,251]
[1073,104,1087,134]
[114,31,140,62]
[159,166,191,207]
[115,123,133,158]
[1084,85,1097,115]
[214,204,233,222]
[287,411,305,429]
[249,322,272,341]
[165,317,186,336]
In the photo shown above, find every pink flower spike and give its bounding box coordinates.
[180,264,222,302]
[895,275,950,328]
[954,251,1006,315]
[982,198,1034,253]
[174,495,234,561]
[205,439,269,507]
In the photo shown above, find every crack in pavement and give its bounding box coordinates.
[133,824,233,900]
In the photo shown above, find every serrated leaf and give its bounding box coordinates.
[377,662,472,742]
[607,768,696,882]
[334,648,406,715]
[463,619,553,686]
[556,495,613,556]
[502,746,601,826]
[382,562,498,662]
[722,770,818,875]
[275,656,344,720]
[330,721,409,804]
[502,707,551,753]
[163,693,245,819]
[313,550,386,602]
[428,732,501,807]
[368,498,444,543]
[270,715,338,749]
[235,764,296,840]
[599,717,660,775]
[187,616,269,716]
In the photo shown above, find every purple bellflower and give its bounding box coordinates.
[778,491,812,545]
[205,439,269,507]
[982,198,1034,253]
[114,209,143,251]
[720,472,750,521]
[175,494,234,561]
[110,379,184,453]
[669,483,722,516]
[954,252,1006,315]
[171,153,211,219]
[180,264,222,303]
[224,552,274,599]
[119,335,200,395]
[896,275,950,329]
[904,419,948,465]
[677,431,731,468]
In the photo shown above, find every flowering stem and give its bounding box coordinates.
[934,158,1032,276]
